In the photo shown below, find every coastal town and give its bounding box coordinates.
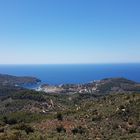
[38,78,140,94]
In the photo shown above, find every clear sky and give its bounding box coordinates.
[0,0,140,64]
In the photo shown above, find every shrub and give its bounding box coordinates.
[56,113,63,121]
[72,126,85,135]
[0,127,4,133]
[14,123,34,134]
[92,115,102,122]
[129,127,137,134]
[56,125,66,133]
[2,116,17,125]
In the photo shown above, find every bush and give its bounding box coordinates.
[72,126,85,135]
[2,116,17,125]
[129,127,137,134]
[14,123,34,134]
[56,125,66,133]
[1,112,46,124]
[0,127,4,133]
[92,115,102,122]
[56,113,63,121]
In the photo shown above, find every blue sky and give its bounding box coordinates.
[0,0,140,64]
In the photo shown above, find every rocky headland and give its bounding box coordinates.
[0,74,41,86]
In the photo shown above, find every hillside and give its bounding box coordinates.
[0,91,139,139]
[0,75,139,139]
[0,74,40,86]
[41,77,140,94]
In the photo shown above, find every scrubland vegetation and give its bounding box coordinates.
[0,88,139,140]
[0,77,140,139]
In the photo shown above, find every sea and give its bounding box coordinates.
[0,64,140,89]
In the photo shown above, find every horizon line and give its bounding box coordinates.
[0,62,140,65]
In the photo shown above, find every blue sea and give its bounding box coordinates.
[0,64,140,87]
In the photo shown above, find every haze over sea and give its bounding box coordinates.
[0,64,140,86]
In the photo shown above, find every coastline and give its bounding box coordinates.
[25,78,140,95]
[0,64,140,85]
